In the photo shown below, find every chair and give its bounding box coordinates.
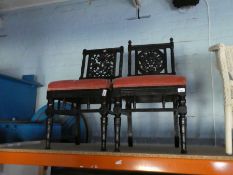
[45,46,124,151]
[209,44,233,155]
[112,38,187,153]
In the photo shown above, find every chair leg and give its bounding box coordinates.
[178,95,187,154]
[114,97,122,152]
[126,100,133,147]
[173,100,179,148]
[225,105,232,155]
[100,96,108,151]
[45,99,54,149]
[75,116,81,145]
[75,103,81,145]
[100,116,108,151]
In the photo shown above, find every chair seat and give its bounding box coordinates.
[48,79,111,91]
[113,75,186,88]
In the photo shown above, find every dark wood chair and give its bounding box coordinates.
[45,46,124,151]
[112,38,187,153]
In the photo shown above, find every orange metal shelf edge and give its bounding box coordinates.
[0,151,233,175]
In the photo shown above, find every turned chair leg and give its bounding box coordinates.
[178,95,187,154]
[75,116,81,145]
[173,100,179,148]
[114,97,122,152]
[100,116,108,151]
[126,100,133,147]
[100,96,108,151]
[45,99,54,149]
[75,115,81,145]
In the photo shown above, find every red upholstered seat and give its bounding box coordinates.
[48,79,111,91]
[113,75,186,88]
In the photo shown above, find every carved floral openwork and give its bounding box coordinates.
[87,51,116,78]
[137,49,165,74]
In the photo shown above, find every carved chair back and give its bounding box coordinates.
[128,38,175,76]
[80,47,124,80]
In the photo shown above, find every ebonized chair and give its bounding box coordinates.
[45,46,124,151]
[112,38,187,153]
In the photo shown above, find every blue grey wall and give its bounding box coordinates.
[0,0,232,145]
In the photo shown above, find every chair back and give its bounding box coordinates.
[80,46,124,80]
[128,38,175,76]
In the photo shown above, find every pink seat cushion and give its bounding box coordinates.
[48,79,111,91]
[113,75,186,88]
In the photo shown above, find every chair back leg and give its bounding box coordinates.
[45,99,54,149]
[173,99,179,148]
[126,100,133,147]
[75,103,81,145]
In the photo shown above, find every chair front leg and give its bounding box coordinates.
[45,98,54,149]
[100,95,108,151]
[126,100,133,147]
[178,95,187,154]
[114,97,122,152]
[173,99,179,148]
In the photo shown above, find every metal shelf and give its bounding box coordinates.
[0,142,233,175]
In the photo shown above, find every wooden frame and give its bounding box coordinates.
[45,46,124,151]
[112,38,187,153]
